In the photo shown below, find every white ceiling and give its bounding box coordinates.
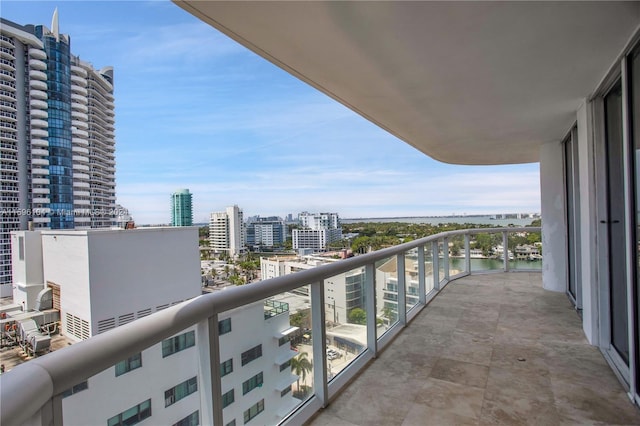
[175,1,640,165]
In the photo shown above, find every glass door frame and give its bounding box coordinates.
[593,39,640,400]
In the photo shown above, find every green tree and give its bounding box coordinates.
[198,226,209,239]
[290,310,310,329]
[527,232,541,244]
[291,352,313,394]
[348,308,366,325]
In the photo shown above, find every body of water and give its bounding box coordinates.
[448,257,542,272]
[342,215,537,227]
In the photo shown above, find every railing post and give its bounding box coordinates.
[464,233,471,274]
[205,314,223,426]
[443,237,450,281]
[417,246,426,305]
[432,240,440,290]
[365,263,377,356]
[396,253,406,326]
[503,231,509,272]
[310,281,328,406]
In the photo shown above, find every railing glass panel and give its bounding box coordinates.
[376,256,398,338]
[438,240,446,282]
[469,232,504,272]
[508,230,543,271]
[404,249,420,313]
[423,243,435,294]
[448,235,466,277]
[324,267,367,381]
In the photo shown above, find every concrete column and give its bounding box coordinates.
[576,100,599,345]
[540,140,567,292]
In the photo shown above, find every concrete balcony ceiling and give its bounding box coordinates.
[308,273,640,425]
[175,1,640,165]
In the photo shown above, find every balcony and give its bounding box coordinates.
[3,227,637,426]
[29,79,47,91]
[28,48,46,61]
[28,58,46,71]
[30,89,47,101]
[30,99,47,111]
[30,109,48,120]
[309,272,640,425]
[70,65,87,77]
[29,70,47,81]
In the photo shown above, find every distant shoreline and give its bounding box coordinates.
[344,215,494,220]
[341,215,539,226]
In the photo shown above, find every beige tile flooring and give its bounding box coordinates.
[307,272,640,425]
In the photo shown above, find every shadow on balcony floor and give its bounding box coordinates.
[307,272,640,425]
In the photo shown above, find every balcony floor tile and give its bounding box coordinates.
[307,272,640,425]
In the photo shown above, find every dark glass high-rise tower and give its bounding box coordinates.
[36,14,74,229]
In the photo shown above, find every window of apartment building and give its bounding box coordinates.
[226,420,236,426]
[165,376,198,407]
[115,352,142,377]
[162,330,195,358]
[18,236,24,260]
[222,389,235,408]
[220,358,233,377]
[243,399,264,424]
[61,381,88,398]
[280,385,292,397]
[241,344,262,366]
[219,318,231,335]
[279,359,291,372]
[172,410,199,426]
[278,336,289,346]
[242,372,263,395]
[107,399,151,426]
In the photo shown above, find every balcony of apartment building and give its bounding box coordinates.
[3,227,640,426]
[2,2,640,426]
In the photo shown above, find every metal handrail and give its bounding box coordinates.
[0,226,540,425]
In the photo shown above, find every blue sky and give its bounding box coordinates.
[3,1,541,224]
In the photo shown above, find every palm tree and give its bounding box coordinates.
[291,352,313,396]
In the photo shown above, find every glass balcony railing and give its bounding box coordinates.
[0,226,541,426]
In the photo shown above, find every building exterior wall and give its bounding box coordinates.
[84,228,200,335]
[540,141,568,293]
[576,100,599,345]
[40,232,91,341]
[219,301,299,425]
[62,325,201,426]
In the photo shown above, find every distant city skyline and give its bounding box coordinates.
[2,2,541,225]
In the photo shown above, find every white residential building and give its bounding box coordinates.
[10,227,301,426]
[374,256,434,324]
[210,205,245,257]
[292,212,342,252]
[298,212,340,230]
[260,255,365,324]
